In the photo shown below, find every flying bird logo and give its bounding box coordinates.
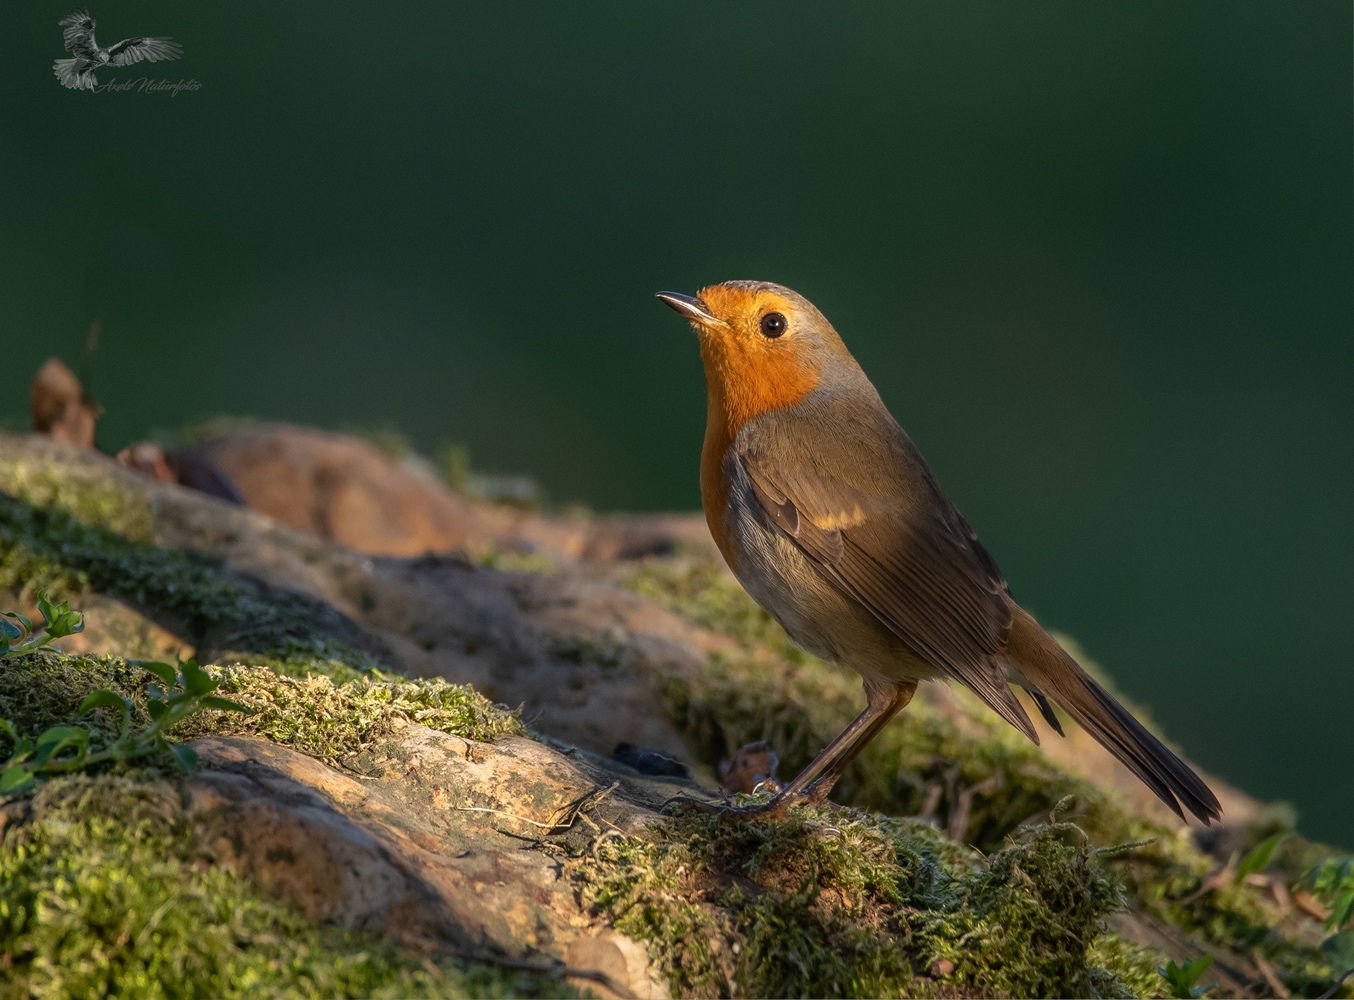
[53,8,182,91]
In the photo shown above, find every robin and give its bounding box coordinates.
[657,280,1220,824]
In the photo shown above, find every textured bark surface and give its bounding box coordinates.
[185,729,678,998]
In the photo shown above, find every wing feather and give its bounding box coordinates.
[59,9,95,54]
[741,450,1037,740]
[107,36,183,66]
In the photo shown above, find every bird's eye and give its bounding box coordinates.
[759,312,787,338]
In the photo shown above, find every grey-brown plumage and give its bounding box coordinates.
[658,279,1222,825]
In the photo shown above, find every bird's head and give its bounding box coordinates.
[656,280,855,433]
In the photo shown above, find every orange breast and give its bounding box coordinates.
[696,311,822,569]
[700,378,738,568]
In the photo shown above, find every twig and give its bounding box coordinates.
[1176,864,1234,906]
[1250,948,1289,999]
[917,783,943,825]
[1318,967,1354,1000]
[947,774,1000,843]
[451,806,565,830]
[551,781,620,830]
[451,781,622,835]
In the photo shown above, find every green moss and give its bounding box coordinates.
[190,664,526,755]
[0,493,379,676]
[0,774,571,999]
[1087,937,1170,999]
[577,807,1139,998]
[0,653,540,996]
[0,653,524,771]
[0,459,155,543]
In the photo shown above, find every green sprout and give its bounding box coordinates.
[1157,955,1215,999]
[1308,858,1354,933]
[1304,856,1354,987]
[1235,830,1291,883]
[0,591,85,657]
[0,658,248,796]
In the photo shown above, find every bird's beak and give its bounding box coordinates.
[656,291,725,327]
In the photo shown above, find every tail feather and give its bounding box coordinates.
[1004,605,1222,825]
[53,57,94,90]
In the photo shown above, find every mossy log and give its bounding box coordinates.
[1,432,1345,999]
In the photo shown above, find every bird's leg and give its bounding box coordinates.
[665,681,916,819]
[791,681,917,806]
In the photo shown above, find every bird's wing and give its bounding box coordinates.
[59,8,95,54]
[738,431,1037,741]
[53,56,95,90]
[106,36,183,66]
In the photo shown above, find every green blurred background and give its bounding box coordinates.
[2,3,1350,842]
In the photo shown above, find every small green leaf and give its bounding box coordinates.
[36,725,89,748]
[138,661,179,686]
[1322,930,1354,970]
[146,700,168,722]
[200,696,251,714]
[1236,831,1290,882]
[1307,858,1354,930]
[166,742,198,774]
[78,690,131,715]
[46,611,84,640]
[0,619,21,639]
[1158,955,1214,999]
[35,591,56,622]
[1332,887,1354,931]
[0,765,37,795]
[78,689,133,738]
[33,725,89,766]
[1,720,34,762]
[180,659,216,697]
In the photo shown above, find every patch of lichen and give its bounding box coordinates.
[576,807,1156,998]
[0,773,571,999]
[0,652,524,769]
[0,492,380,676]
[622,553,1347,997]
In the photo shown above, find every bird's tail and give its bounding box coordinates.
[1003,604,1222,825]
[53,58,93,90]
